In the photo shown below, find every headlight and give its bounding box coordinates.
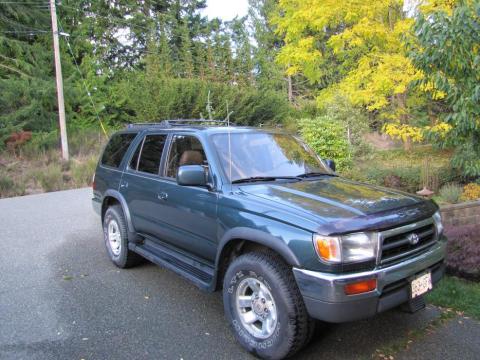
[433,211,443,236]
[313,232,378,264]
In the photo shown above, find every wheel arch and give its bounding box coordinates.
[213,228,302,291]
[101,190,135,234]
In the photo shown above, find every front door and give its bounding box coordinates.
[155,134,218,262]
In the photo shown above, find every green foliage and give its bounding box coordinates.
[71,157,98,188]
[117,75,291,125]
[439,183,463,204]
[0,172,25,198]
[409,1,480,176]
[33,164,65,193]
[322,95,372,157]
[299,116,351,170]
[427,276,480,320]
[0,173,14,193]
[344,166,421,193]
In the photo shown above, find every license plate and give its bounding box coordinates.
[411,272,432,298]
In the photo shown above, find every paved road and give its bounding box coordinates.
[0,188,478,360]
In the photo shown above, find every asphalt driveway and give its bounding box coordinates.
[0,188,478,360]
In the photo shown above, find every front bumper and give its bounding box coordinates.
[293,239,446,323]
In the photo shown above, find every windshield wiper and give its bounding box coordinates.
[296,172,336,178]
[232,176,301,184]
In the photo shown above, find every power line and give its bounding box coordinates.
[58,19,108,137]
[0,30,48,33]
[0,2,48,4]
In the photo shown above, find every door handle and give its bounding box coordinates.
[157,192,168,201]
[120,181,128,189]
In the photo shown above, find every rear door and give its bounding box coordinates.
[94,132,137,200]
[120,133,169,237]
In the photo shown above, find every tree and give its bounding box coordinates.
[409,0,480,176]
[248,0,285,92]
[272,1,423,137]
[0,2,59,142]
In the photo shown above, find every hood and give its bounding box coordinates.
[239,176,435,234]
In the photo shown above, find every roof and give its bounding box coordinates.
[125,120,282,135]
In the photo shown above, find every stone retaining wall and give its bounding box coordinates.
[440,200,480,227]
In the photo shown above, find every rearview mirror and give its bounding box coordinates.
[177,165,207,187]
[325,159,336,172]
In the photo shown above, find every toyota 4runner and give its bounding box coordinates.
[92,120,446,359]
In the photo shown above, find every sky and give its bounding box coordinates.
[202,0,249,21]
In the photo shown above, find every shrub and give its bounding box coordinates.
[350,166,421,193]
[33,164,65,192]
[71,156,98,187]
[445,225,480,281]
[19,131,59,158]
[0,172,25,198]
[118,76,292,126]
[0,173,15,197]
[461,183,480,201]
[299,116,351,170]
[439,183,463,204]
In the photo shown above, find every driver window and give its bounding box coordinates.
[165,135,207,178]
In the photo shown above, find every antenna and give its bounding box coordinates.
[226,100,233,181]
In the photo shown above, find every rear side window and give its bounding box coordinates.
[131,134,167,175]
[101,133,137,168]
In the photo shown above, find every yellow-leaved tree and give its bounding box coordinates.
[273,0,454,150]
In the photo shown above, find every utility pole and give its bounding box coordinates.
[50,0,69,161]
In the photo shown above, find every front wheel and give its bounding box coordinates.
[223,251,314,359]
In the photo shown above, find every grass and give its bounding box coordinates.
[427,276,480,320]
[342,145,456,194]
[0,128,105,198]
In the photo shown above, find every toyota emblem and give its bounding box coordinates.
[408,233,420,245]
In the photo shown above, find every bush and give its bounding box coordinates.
[439,183,463,204]
[71,156,98,187]
[445,225,480,281]
[461,183,480,201]
[117,76,292,126]
[68,129,105,157]
[33,164,65,192]
[344,166,421,193]
[19,131,59,158]
[299,116,351,170]
[0,172,25,198]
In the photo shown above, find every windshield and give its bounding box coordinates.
[210,132,333,183]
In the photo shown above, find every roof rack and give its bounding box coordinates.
[126,119,232,129]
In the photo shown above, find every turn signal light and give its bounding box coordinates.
[314,235,341,263]
[344,279,377,295]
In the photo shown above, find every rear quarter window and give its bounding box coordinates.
[101,133,137,168]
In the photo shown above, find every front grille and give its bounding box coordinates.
[379,218,437,265]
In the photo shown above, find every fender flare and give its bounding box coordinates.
[102,189,135,233]
[215,227,301,269]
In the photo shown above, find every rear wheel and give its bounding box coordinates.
[103,205,143,268]
[223,251,314,359]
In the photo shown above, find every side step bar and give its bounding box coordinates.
[128,238,214,291]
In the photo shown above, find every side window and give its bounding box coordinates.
[135,134,167,175]
[166,135,207,178]
[129,139,143,170]
[101,133,137,168]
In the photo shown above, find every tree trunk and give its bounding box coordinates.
[287,75,293,103]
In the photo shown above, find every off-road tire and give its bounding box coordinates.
[223,251,315,359]
[103,205,143,268]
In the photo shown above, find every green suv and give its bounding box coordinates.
[92,120,446,359]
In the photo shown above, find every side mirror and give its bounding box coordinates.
[177,165,207,187]
[325,159,336,172]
